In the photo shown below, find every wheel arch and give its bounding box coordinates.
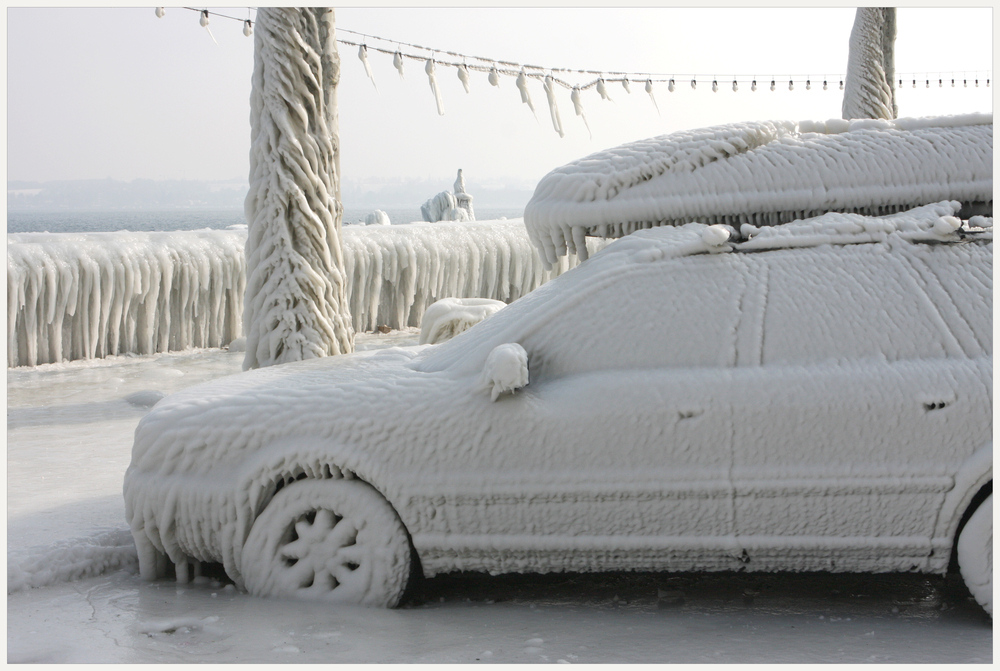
[933,442,992,567]
[230,436,422,591]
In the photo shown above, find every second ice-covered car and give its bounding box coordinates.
[124,202,992,613]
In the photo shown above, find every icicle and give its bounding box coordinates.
[668,78,675,93]
[393,51,405,79]
[621,78,631,93]
[690,78,697,90]
[199,10,218,45]
[732,79,738,92]
[358,45,377,91]
[516,69,537,117]
[425,59,444,115]
[488,65,500,87]
[155,7,165,18]
[457,63,471,93]
[823,79,828,90]
[712,79,718,93]
[752,79,758,92]
[243,19,252,37]
[646,79,660,115]
[543,75,564,138]
[806,79,811,90]
[596,78,612,101]
[571,86,592,139]
[788,79,794,91]
[771,79,777,92]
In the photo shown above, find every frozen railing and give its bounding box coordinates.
[7,220,599,367]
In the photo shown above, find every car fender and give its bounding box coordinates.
[933,443,992,547]
[229,435,407,586]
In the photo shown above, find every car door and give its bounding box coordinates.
[728,243,989,572]
[452,253,757,571]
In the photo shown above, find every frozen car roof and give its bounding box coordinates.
[523,114,993,266]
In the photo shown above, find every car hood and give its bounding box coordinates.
[127,344,446,480]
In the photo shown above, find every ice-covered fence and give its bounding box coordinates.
[8,230,247,367]
[8,220,599,367]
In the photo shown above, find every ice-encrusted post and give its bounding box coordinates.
[842,7,897,120]
[243,7,354,370]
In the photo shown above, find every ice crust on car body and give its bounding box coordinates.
[124,203,991,592]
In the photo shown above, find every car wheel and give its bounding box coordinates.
[241,478,412,607]
[957,493,992,617]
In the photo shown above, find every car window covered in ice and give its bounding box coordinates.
[418,250,748,376]
[518,254,748,378]
[760,244,952,366]
[903,240,992,356]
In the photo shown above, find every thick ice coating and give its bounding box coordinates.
[418,297,507,345]
[523,114,992,265]
[8,220,604,366]
[124,204,991,593]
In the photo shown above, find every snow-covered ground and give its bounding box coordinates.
[7,331,991,663]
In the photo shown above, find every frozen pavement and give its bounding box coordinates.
[7,334,992,663]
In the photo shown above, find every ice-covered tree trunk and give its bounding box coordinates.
[243,7,354,370]
[842,7,897,120]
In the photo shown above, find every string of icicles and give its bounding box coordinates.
[162,8,993,139]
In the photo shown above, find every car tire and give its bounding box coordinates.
[241,478,412,607]
[957,493,992,617]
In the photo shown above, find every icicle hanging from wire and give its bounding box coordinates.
[596,78,612,101]
[393,50,405,78]
[646,79,660,115]
[358,45,377,91]
[543,74,564,138]
[243,19,252,37]
[199,10,218,45]
[516,69,537,118]
[425,58,444,115]
[155,7,165,18]
[457,63,471,93]
[488,65,500,87]
[622,78,631,93]
[571,86,592,139]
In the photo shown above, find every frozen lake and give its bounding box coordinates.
[6,333,992,663]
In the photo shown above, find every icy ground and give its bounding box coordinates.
[7,332,992,663]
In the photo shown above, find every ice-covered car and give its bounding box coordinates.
[124,201,992,614]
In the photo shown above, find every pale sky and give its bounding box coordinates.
[6,7,993,188]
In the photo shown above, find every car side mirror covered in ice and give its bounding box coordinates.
[481,343,529,401]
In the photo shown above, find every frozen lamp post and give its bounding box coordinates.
[243,8,354,369]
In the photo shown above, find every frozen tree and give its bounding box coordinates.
[842,7,897,120]
[243,8,354,370]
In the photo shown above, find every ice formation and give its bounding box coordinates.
[842,7,896,120]
[365,210,390,226]
[523,114,992,266]
[7,230,246,367]
[124,204,990,600]
[480,342,529,401]
[244,8,353,369]
[421,170,475,222]
[8,221,600,366]
[453,168,475,220]
[340,220,604,333]
[419,297,507,345]
[8,529,138,594]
